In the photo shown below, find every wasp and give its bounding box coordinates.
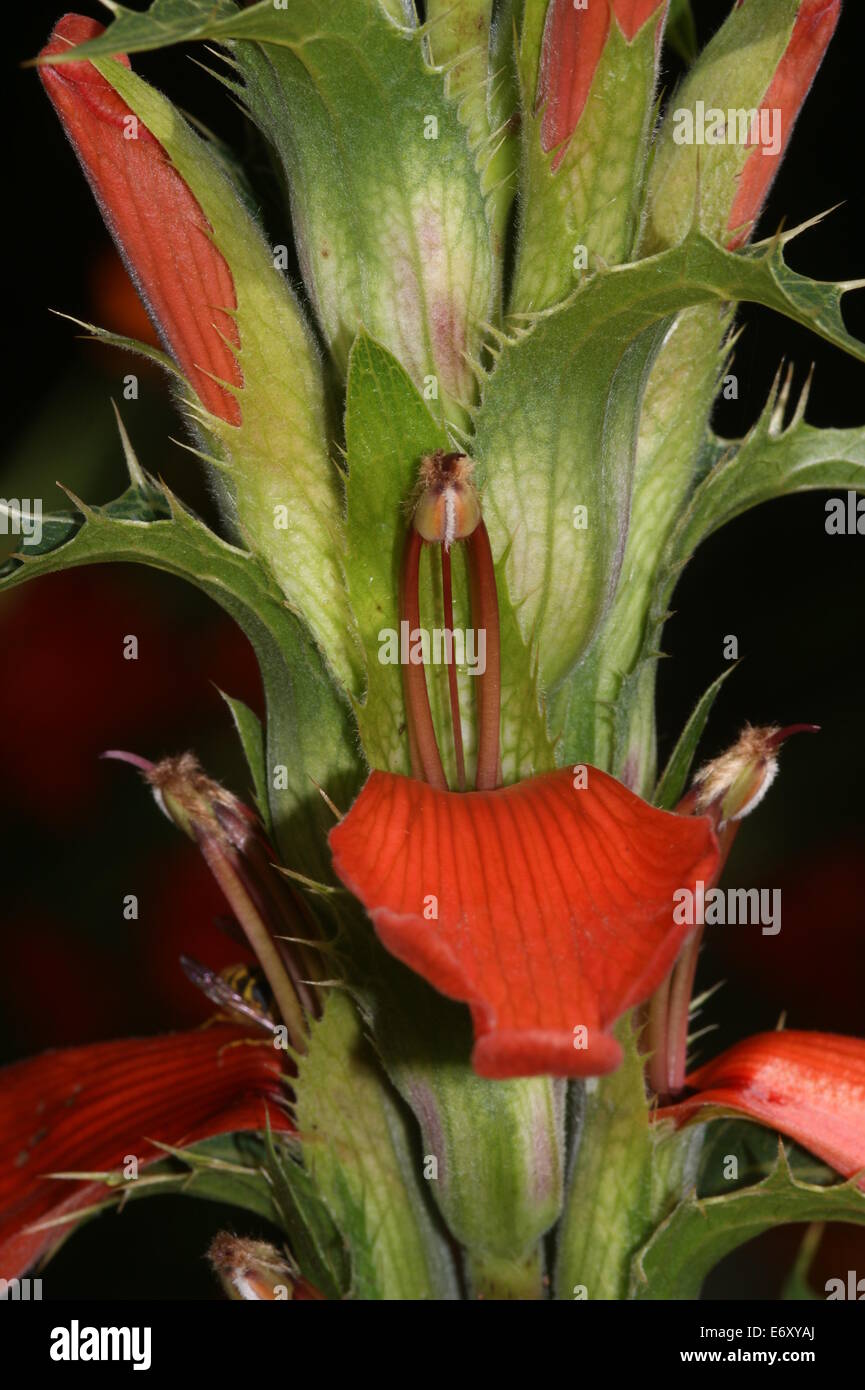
[180,955,279,1036]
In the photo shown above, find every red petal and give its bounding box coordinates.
[614,0,668,43]
[39,15,242,424]
[537,1,611,159]
[330,768,718,1079]
[538,1,666,162]
[0,1027,290,1277]
[726,0,840,248]
[659,1031,865,1185]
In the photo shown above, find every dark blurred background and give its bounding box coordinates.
[3,1,863,1298]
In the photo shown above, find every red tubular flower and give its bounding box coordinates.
[39,14,243,424]
[538,0,668,163]
[726,0,842,248]
[0,1027,291,1278]
[330,766,718,1079]
[659,1032,865,1186]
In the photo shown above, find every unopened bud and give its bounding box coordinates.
[103,748,315,1051]
[412,450,481,548]
[207,1234,298,1301]
[103,750,256,845]
[691,723,818,823]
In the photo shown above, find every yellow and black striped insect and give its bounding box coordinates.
[180,955,279,1036]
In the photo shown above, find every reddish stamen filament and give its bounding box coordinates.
[401,528,448,789]
[467,522,501,792]
[441,544,466,790]
[400,507,501,793]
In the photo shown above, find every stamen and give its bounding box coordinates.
[401,526,448,789]
[402,451,501,792]
[441,544,466,790]
[467,521,501,791]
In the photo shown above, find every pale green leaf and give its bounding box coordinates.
[654,665,737,810]
[665,0,698,65]
[293,990,458,1300]
[343,933,565,1265]
[673,374,865,559]
[476,228,864,697]
[217,689,273,835]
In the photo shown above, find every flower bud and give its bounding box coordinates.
[691,723,818,823]
[39,15,243,425]
[207,1234,312,1301]
[103,750,317,1051]
[231,4,494,420]
[512,0,667,309]
[128,751,257,847]
[39,15,359,693]
[643,0,840,254]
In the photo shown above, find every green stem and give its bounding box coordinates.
[553,1016,653,1300]
[553,1017,708,1300]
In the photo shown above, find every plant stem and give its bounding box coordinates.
[554,1016,654,1300]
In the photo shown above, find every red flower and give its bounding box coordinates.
[537,0,667,163]
[0,756,313,1279]
[330,766,718,1079]
[659,1031,865,1187]
[0,1027,290,1278]
[39,14,242,424]
[726,0,842,248]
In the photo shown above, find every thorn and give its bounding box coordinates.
[55,482,93,517]
[769,361,795,435]
[168,435,232,474]
[110,401,148,490]
[463,350,488,383]
[791,363,815,429]
[774,203,845,247]
[309,778,343,822]
[274,865,344,896]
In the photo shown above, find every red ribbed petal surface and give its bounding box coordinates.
[726,0,840,247]
[614,0,668,43]
[330,768,718,1079]
[0,1027,290,1277]
[538,0,666,160]
[659,1031,865,1185]
[39,14,242,423]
